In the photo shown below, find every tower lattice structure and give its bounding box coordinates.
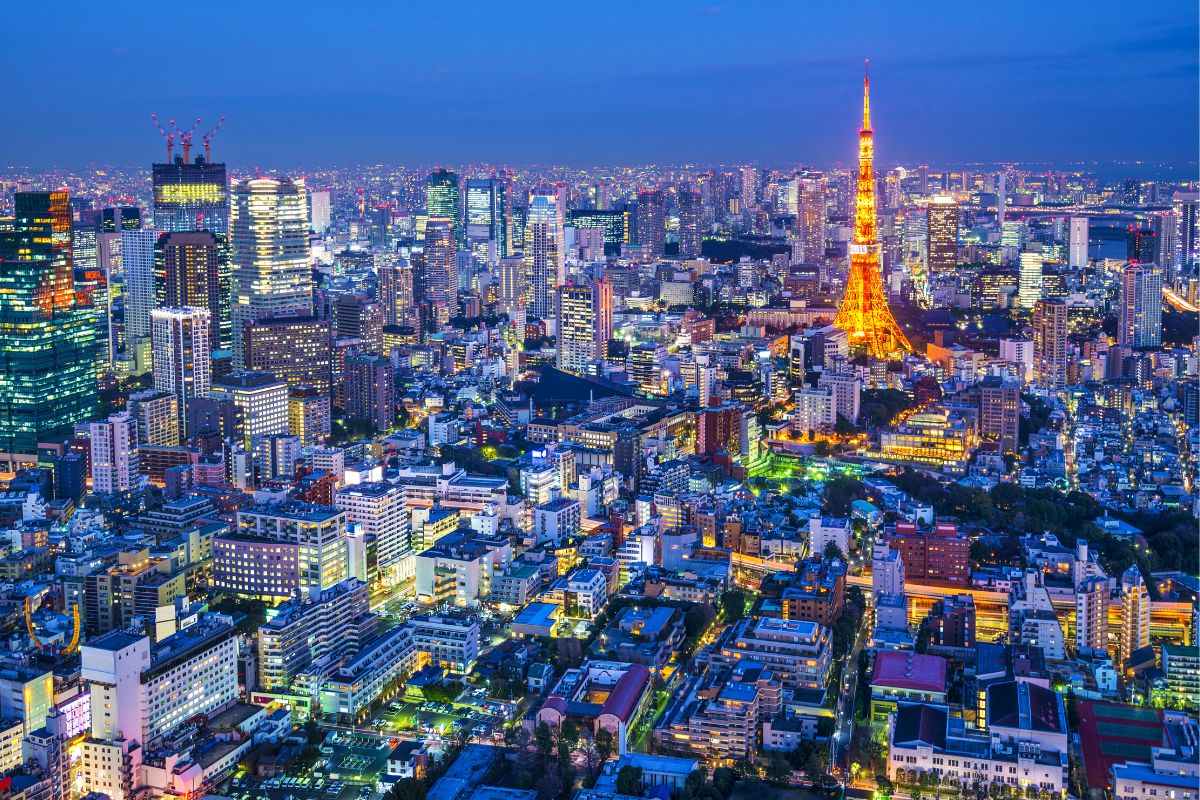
[834,62,913,359]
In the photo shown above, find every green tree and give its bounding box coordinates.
[711,767,736,798]
[594,727,615,766]
[535,722,555,764]
[765,750,792,781]
[823,540,846,561]
[616,765,644,796]
[719,589,747,622]
[386,778,427,800]
[683,768,706,799]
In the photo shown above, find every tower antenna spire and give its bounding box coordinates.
[863,59,871,131]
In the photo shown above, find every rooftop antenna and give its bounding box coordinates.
[172,117,202,163]
[201,116,226,161]
[150,114,175,161]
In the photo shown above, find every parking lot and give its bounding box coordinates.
[371,693,510,740]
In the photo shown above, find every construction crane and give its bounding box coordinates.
[150,114,175,162]
[25,596,81,655]
[201,116,226,161]
[172,117,202,163]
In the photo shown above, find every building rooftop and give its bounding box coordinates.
[872,651,948,694]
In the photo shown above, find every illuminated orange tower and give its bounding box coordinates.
[834,61,912,359]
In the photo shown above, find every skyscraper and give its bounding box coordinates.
[1018,250,1043,309]
[375,254,414,327]
[417,219,457,329]
[1117,263,1163,349]
[1068,216,1089,269]
[346,354,395,431]
[426,169,461,246]
[926,197,958,275]
[798,173,826,264]
[152,156,229,234]
[208,372,289,449]
[155,231,226,353]
[1153,212,1179,284]
[0,192,97,458]
[151,307,212,435]
[1032,298,1067,391]
[309,189,331,234]
[89,411,139,495]
[524,191,565,319]
[465,177,509,260]
[635,189,667,258]
[834,64,911,359]
[676,187,703,258]
[1173,192,1198,274]
[122,229,159,372]
[556,279,613,375]
[230,178,312,368]
[242,316,332,394]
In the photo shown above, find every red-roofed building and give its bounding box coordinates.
[1077,700,1169,790]
[535,660,652,755]
[870,651,949,724]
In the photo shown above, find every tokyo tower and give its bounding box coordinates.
[834,61,912,359]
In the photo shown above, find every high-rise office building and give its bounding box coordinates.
[798,173,826,264]
[1068,216,1089,269]
[1117,263,1163,349]
[1117,566,1150,673]
[1127,227,1157,265]
[376,254,414,327]
[346,354,395,431]
[556,279,613,375]
[208,372,289,449]
[635,189,667,258]
[524,191,565,319]
[0,192,97,458]
[677,188,703,258]
[1018,250,1043,309]
[89,411,139,495]
[155,230,226,352]
[1032,299,1068,391]
[466,177,509,260]
[416,219,457,329]
[334,294,384,354]
[230,178,312,369]
[243,315,332,393]
[926,197,958,275]
[309,189,331,234]
[288,386,330,448]
[426,169,461,245]
[121,229,159,371]
[151,307,212,434]
[152,156,229,235]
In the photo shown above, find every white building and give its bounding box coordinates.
[1068,216,1088,269]
[90,411,140,495]
[407,614,480,673]
[793,387,836,433]
[816,372,860,424]
[151,306,212,434]
[79,616,238,800]
[336,482,412,583]
[808,516,850,557]
[533,497,582,544]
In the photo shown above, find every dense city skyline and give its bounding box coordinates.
[0,8,1195,800]
[2,2,1197,168]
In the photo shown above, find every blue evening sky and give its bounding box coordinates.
[2,1,1196,171]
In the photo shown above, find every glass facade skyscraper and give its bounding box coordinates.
[230,177,312,369]
[425,169,461,246]
[0,192,97,459]
[153,157,229,235]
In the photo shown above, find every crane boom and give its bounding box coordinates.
[150,114,175,161]
[201,116,226,161]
